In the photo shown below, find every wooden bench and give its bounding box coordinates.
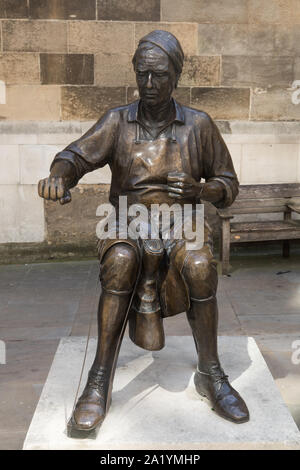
[217,183,300,274]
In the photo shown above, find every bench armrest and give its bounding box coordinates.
[286,204,300,214]
[217,209,234,219]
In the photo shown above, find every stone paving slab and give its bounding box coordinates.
[23,336,300,450]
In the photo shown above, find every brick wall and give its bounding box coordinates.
[0,0,299,121]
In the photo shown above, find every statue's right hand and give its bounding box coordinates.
[38,176,72,205]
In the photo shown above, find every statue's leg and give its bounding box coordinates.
[181,247,249,423]
[70,243,139,431]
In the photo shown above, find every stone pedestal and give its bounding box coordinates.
[23,336,300,450]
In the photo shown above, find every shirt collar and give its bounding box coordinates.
[127,98,185,124]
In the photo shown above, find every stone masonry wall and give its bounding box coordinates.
[0,0,299,121]
[0,1,300,259]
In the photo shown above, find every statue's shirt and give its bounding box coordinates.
[51,99,238,209]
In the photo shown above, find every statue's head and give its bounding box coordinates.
[132,30,184,107]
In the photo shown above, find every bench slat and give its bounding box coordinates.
[232,197,290,207]
[231,220,300,233]
[237,184,300,199]
[230,230,300,243]
[230,207,288,215]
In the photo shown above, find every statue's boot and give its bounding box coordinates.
[187,296,249,423]
[69,292,131,431]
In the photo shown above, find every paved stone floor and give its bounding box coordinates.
[0,252,300,449]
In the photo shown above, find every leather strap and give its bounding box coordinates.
[190,294,215,303]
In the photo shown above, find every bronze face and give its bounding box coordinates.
[134,44,177,109]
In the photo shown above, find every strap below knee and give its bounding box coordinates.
[101,286,134,296]
[190,294,215,303]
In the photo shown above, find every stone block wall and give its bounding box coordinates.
[0,0,299,258]
[0,0,299,121]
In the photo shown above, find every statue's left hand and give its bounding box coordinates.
[167,171,202,199]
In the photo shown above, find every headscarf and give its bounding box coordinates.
[134,30,184,75]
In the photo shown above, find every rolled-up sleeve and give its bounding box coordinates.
[201,115,239,208]
[50,109,119,182]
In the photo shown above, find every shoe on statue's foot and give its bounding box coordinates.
[194,366,249,424]
[69,367,110,432]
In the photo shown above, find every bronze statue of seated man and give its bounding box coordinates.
[38,30,249,432]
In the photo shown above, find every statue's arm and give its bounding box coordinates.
[167,115,238,205]
[201,116,239,209]
[38,109,119,204]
